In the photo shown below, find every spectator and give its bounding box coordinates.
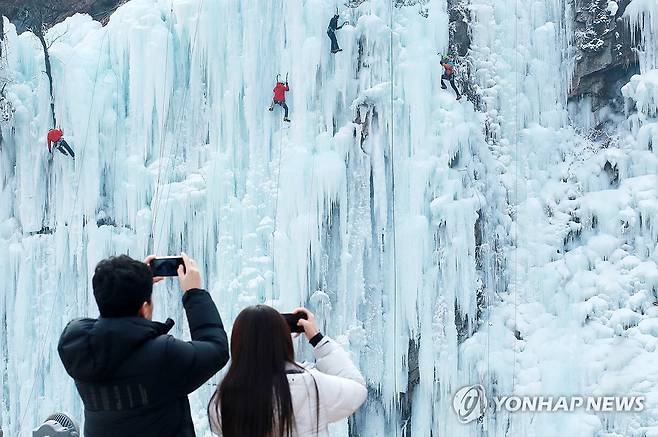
[58,253,229,437]
[208,305,367,436]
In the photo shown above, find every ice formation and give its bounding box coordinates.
[0,0,656,435]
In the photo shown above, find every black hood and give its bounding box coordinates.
[58,316,174,382]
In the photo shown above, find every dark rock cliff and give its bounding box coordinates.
[569,0,640,111]
[0,0,127,33]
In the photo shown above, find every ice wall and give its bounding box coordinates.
[1,0,657,435]
[0,0,500,435]
[466,0,658,435]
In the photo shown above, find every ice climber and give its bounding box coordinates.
[440,56,462,100]
[47,128,75,159]
[327,13,347,54]
[269,79,290,122]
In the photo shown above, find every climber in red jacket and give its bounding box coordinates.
[269,78,290,122]
[47,128,75,158]
[440,56,462,100]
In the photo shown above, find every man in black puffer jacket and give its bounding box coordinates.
[58,253,229,437]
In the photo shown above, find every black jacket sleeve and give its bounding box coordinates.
[163,289,229,395]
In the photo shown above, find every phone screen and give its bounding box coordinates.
[150,257,184,277]
[281,313,307,333]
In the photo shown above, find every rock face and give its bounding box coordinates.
[0,0,127,33]
[569,0,640,111]
[448,0,471,57]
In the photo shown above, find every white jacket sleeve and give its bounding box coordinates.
[208,395,222,435]
[311,336,368,423]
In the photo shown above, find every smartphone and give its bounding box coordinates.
[281,312,307,333]
[149,256,185,277]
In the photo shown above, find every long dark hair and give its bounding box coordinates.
[209,305,297,437]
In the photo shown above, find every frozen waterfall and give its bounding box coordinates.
[0,0,657,435]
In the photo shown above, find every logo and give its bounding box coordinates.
[451,385,645,424]
[453,384,487,424]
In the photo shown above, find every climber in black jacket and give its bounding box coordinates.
[327,13,348,53]
[58,253,229,437]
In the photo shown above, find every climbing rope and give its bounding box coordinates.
[17,30,108,436]
[270,120,285,292]
[111,68,120,219]
[268,0,292,291]
[388,2,401,433]
[512,0,519,396]
[150,0,174,246]
[304,141,317,297]
[151,0,205,255]
[270,67,291,294]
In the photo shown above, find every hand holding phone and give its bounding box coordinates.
[281,312,307,333]
[177,252,202,292]
[292,308,319,340]
[148,256,185,277]
[145,253,201,293]
[144,255,165,283]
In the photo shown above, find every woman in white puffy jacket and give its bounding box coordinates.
[208,305,367,437]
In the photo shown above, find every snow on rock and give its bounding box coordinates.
[622,70,658,117]
[607,1,619,16]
